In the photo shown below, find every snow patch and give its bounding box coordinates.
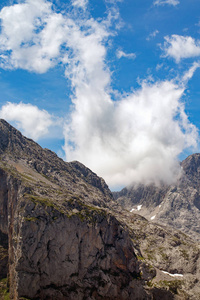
[151,215,156,220]
[130,208,135,212]
[162,271,183,277]
[130,205,142,212]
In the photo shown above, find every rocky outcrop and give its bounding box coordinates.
[0,167,153,299]
[0,120,153,299]
[0,119,200,299]
[12,205,151,299]
[114,154,200,241]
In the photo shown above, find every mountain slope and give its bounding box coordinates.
[0,119,199,299]
[0,119,113,207]
[113,154,200,241]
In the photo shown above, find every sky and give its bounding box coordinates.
[0,0,200,190]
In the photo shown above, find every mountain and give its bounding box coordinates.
[0,119,199,300]
[113,154,200,242]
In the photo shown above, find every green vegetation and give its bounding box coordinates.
[24,217,38,222]
[20,174,35,182]
[149,279,183,295]
[180,248,189,260]
[68,198,107,224]
[0,162,19,179]
[136,255,145,261]
[158,247,168,260]
[143,249,154,261]
[0,278,10,300]
[24,193,68,217]
[23,192,107,225]
[26,195,55,208]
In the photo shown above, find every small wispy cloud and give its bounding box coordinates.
[116,49,136,60]
[156,63,163,71]
[146,30,159,41]
[182,61,200,83]
[154,0,179,6]
[72,0,88,10]
[161,35,200,63]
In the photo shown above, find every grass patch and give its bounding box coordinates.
[68,198,107,224]
[152,279,183,295]
[24,217,38,222]
[180,249,189,260]
[20,174,36,182]
[0,278,10,300]
[137,255,145,261]
[25,194,55,208]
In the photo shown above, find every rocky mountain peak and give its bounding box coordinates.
[114,153,200,241]
[0,120,200,299]
[181,153,200,172]
[180,153,200,186]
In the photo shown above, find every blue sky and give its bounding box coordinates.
[0,0,200,189]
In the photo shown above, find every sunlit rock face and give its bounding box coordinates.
[0,119,199,300]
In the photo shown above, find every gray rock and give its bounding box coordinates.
[0,119,199,300]
[114,154,200,241]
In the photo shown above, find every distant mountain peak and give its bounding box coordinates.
[114,153,200,241]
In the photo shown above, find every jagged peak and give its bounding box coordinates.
[181,153,200,170]
[0,119,113,204]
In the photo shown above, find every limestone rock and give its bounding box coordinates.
[114,154,200,241]
[0,119,199,299]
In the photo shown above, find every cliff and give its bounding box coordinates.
[0,119,199,299]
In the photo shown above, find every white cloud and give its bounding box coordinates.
[72,0,88,9]
[0,102,53,140]
[116,49,136,60]
[182,61,200,83]
[0,0,66,73]
[162,35,200,63]
[154,0,179,6]
[64,75,198,188]
[0,0,198,189]
[146,30,159,41]
[156,63,163,71]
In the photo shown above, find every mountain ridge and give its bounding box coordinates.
[0,119,199,299]
[113,153,200,241]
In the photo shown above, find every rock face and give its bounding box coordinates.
[0,119,152,299]
[0,119,200,300]
[114,154,200,242]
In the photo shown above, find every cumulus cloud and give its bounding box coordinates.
[162,35,200,63]
[116,49,136,60]
[0,0,198,189]
[0,0,66,73]
[154,0,179,6]
[64,75,198,188]
[0,102,53,140]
